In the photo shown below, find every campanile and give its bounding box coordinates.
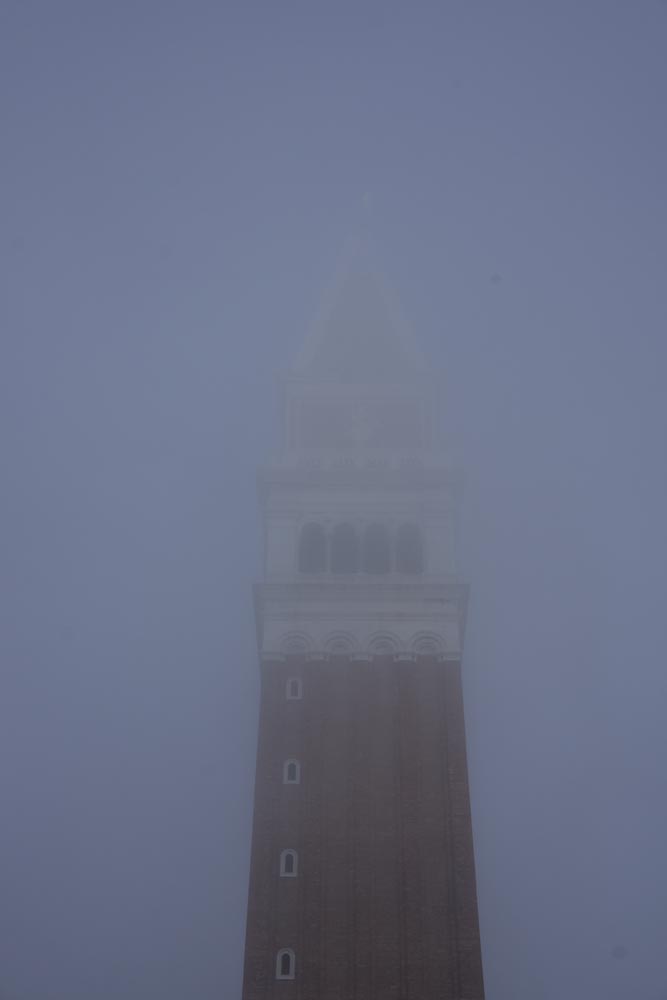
[241,245,485,1000]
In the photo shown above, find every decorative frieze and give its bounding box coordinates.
[254,579,467,664]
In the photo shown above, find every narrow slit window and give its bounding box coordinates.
[276,949,295,980]
[286,677,302,701]
[280,849,298,877]
[283,759,301,784]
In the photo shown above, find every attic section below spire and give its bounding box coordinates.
[295,393,426,451]
[296,268,423,382]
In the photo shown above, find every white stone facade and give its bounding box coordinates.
[254,251,468,664]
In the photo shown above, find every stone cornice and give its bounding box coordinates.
[256,578,467,603]
[258,461,459,493]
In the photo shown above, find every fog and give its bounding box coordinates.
[2,4,666,998]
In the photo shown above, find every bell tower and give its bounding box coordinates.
[241,245,485,999]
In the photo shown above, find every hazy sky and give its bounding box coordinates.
[2,3,667,998]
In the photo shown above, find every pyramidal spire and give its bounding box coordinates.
[292,234,427,382]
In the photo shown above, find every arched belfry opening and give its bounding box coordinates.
[330,523,359,574]
[363,523,391,574]
[298,522,326,573]
[396,523,424,574]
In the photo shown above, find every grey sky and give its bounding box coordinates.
[1,3,666,998]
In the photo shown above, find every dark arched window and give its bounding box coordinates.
[363,523,391,574]
[276,949,295,980]
[283,759,301,784]
[298,522,326,573]
[286,677,302,701]
[280,849,298,877]
[395,523,424,574]
[330,523,360,573]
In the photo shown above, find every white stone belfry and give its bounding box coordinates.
[254,243,467,662]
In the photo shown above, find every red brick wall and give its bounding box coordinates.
[241,655,485,1000]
